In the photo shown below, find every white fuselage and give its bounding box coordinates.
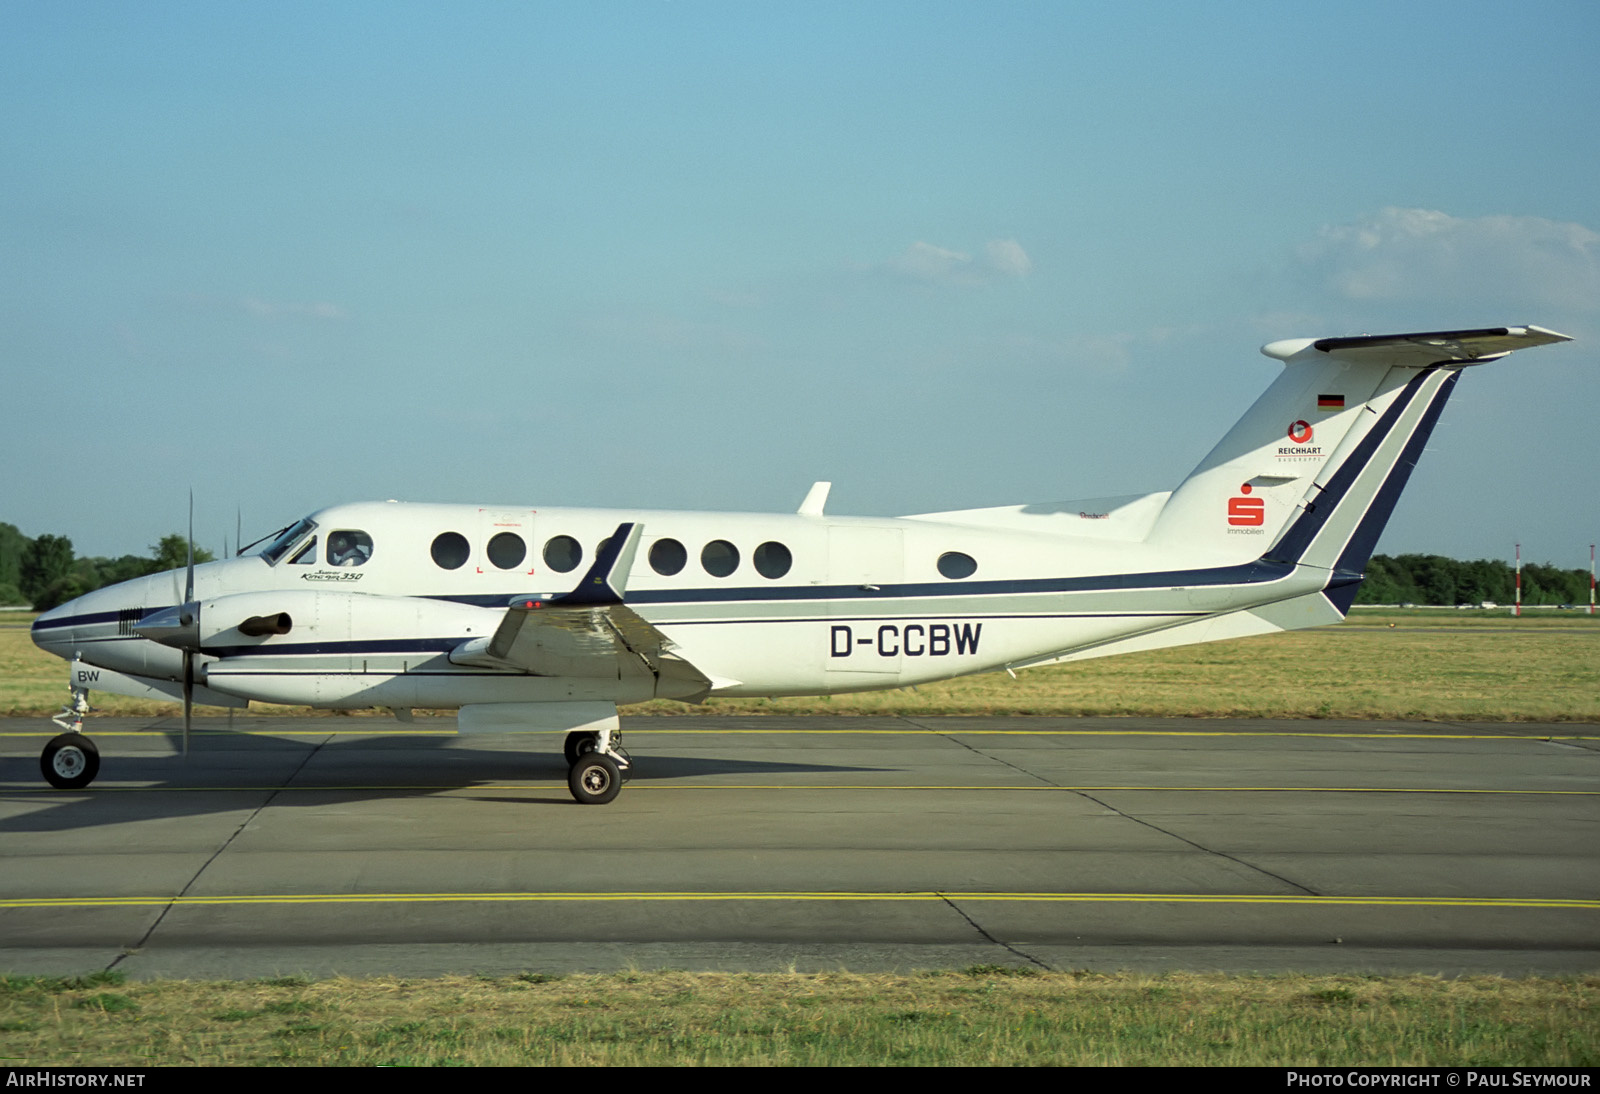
[30,497,1320,710]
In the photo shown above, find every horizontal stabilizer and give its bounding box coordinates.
[1011,590,1347,668]
[1263,325,1571,368]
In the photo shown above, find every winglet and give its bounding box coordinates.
[798,481,831,516]
[548,522,643,606]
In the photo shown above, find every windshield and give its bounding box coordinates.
[260,518,318,565]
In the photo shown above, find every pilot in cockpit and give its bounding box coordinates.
[328,531,373,568]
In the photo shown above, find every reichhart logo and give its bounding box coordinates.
[1277,419,1324,460]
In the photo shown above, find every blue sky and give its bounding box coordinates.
[4,1,1596,566]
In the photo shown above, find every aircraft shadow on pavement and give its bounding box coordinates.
[0,730,889,832]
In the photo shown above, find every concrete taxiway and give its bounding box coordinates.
[1,715,1596,980]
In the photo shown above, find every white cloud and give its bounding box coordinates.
[984,238,1033,278]
[884,238,1033,285]
[167,293,347,320]
[1298,207,1600,311]
[889,241,972,281]
[240,297,346,320]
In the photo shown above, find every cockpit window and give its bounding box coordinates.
[261,519,318,565]
[288,537,318,565]
[327,530,373,568]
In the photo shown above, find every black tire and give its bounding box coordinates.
[41,733,100,790]
[568,752,622,805]
[563,730,599,766]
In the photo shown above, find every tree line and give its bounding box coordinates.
[0,523,1592,611]
[0,524,214,611]
[1355,554,1592,606]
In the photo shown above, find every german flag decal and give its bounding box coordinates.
[1317,394,1345,410]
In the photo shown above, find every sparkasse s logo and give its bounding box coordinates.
[1228,482,1264,529]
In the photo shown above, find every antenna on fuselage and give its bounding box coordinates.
[798,481,831,516]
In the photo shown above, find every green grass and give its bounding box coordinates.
[1,970,1595,1067]
[4,611,1597,722]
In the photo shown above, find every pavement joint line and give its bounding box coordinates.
[105,732,337,976]
[934,892,1053,971]
[4,892,1596,910]
[895,714,1320,896]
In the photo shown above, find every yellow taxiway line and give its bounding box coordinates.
[2,891,1595,911]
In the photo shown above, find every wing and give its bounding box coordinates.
[447,522,720,701]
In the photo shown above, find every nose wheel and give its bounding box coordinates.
[41,732,100,790]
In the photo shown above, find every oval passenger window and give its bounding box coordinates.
[937,551,977,579]
[487,532,527,570]
[543,535,582,573]
[701,540,739,578]
[431,532,470,570]
[753,541,792,579]
[650,538,687,576]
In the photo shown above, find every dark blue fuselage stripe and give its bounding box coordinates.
[434,558,1299,608]
[33,560,1301,635]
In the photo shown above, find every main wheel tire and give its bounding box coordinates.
[568,752,622,805]
[563,730,599,766]
[41,733,100,790]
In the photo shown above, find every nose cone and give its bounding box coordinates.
[30,599,83,660]
[29,571,182,671]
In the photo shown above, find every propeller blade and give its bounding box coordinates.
[182,650,193,758]
[185,491,195,605]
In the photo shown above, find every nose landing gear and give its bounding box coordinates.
[42,686,98,790]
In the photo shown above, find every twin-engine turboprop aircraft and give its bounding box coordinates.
[30,326,1571,803]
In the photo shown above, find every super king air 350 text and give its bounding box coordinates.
[31,325,1572,803]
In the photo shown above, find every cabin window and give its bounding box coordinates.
[543,535,582,573]
[288,537,318,565]
[327,530,373,568]
[937,551,977,579]
[431,532,470,570]
[701,540,739,578]
[487,532,527,570]
[649,538,687,576]
[753,541,792,579]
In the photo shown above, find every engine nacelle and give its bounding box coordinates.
[195,590,495,652]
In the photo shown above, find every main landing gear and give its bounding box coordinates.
[563,728,631,805]
[42,686,99,790]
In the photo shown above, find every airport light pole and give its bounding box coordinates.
[1514,544,1521,617]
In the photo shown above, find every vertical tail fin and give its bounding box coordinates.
[1146,326,1571,594]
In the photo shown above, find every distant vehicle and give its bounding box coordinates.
[30,325,1574,803]
[1480,601,1497,609]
